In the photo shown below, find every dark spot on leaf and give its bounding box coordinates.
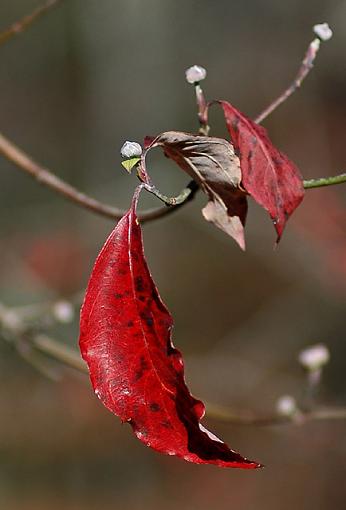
[139,295,146,302]
[135,356,149,381]
[114,293,123,299]
[146,316,154,327]
[140,310,154,327]
[135,275,144,292]
[127,320,134,327]
[150,403,161,412]
[161,420,173,429]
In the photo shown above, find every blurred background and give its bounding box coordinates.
[1,0,346,509]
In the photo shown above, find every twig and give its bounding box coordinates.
[303,173,346,189]
[0,0,62,47]
[195,83,210,136]
[205,402,346,425]
[0,132,194,223]
[33,334,88,373]
[254,37,321,124]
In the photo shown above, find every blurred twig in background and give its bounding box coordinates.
[0,0,62,47]
[1,299,346,427]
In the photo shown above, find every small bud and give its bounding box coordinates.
[185,65,207,84]
[2,310,21,331]
[313,23,333,41]
[276,395,297,416]
[52,301,74,323]
[120,141,142,159]
[298,343,330,371]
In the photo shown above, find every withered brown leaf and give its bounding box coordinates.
[144,131,248,249]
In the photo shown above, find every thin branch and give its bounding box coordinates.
[0,132,194,223]
[303,173,346,189]
[195,83,210,136]
[205,402,346,426]
[254,37,322,124]
[33,334,88,373]
[0,0,62,47]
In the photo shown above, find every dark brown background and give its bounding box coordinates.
[1,1,346,509]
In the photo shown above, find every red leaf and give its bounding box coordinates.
[79,187,260,469]
[219,101,304,241]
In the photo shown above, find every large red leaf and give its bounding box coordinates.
[219,101,304,241]
[79,187,260,468]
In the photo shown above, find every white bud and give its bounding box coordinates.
[276,395,297,416]
[120,141,142,159]
[298,343,330,371]
[185,65,207,84]
[2,310,21,331]
[313,23,333,41]
[52,301,74,323]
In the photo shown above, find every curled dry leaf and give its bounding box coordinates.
[218,101,304,241]
[79,187,260,469]
[143,132,248,250]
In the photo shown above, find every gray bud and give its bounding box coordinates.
[313,23,333,41]
[120,141,143,158]
[185,65,207,84]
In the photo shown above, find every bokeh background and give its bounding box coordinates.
[1,0,346,509]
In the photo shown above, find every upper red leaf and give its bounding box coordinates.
[219,101,305,240]
[79,187,260,469]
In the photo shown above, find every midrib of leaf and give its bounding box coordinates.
[234,110,284,207]
[127,208,176,408]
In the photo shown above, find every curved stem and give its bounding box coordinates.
[303,173,346,189]
[143,180,199,205]
[0,132,194,223]
[0,0,62,47]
